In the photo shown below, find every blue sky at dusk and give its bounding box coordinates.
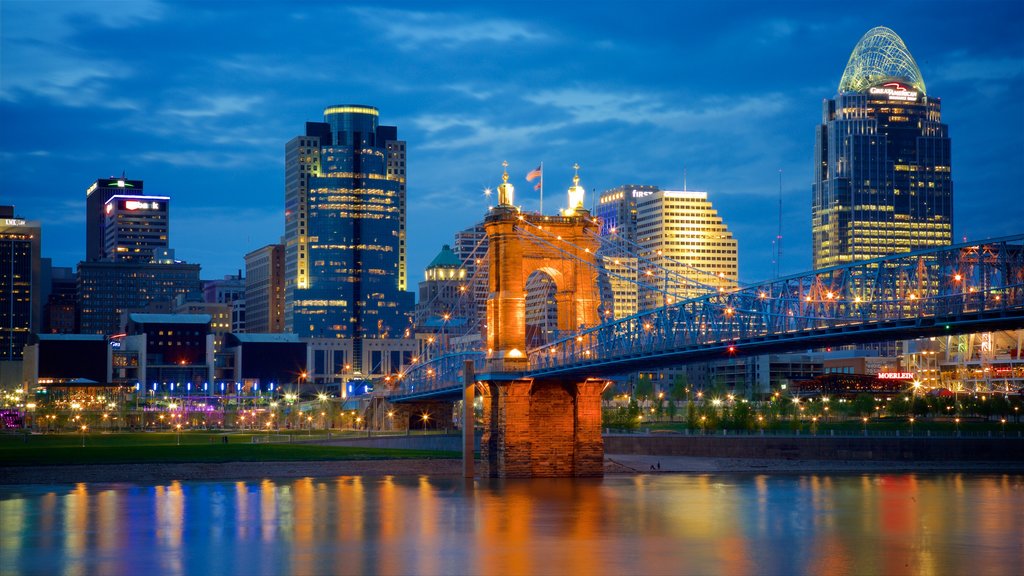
[2,1,1022,285]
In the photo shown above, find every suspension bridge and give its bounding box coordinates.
[380,168,1024,477]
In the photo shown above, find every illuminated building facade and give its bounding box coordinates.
[596,184,659,240]
[635,190,739,307]
[415,245,474,336]
[85,177,144,262]
[813,26,952,269]
[0,206,41,365]
[78,260,202,336]
[453,223,488,336]
[284,105,413,369]
[244,244,284,334]
[102,194,169,263]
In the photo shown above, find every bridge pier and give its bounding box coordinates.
[479,378,604,478]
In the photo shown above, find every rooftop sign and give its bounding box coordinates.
[868,81,919,102]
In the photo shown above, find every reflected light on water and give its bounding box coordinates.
[2,473,1023,576]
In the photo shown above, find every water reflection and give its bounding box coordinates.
[2,473,1022,576]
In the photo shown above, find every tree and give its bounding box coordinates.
[852,393,876,416]
[669,375,689,403]
[634,374,654,402]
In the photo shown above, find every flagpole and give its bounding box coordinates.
[539,161,544,214]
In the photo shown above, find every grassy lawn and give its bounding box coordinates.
[0,432,459,467]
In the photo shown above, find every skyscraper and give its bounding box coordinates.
[0,206,41,366]
[283,105,412,368]
[85,177,144,262]
[813,26,952,269]
[245,244,284,334]
[635,190,739,306]
[102,194,169,263]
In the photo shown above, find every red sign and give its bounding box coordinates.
[877,372,914,380]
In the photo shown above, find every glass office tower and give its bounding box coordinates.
[284,105,412,366]
[813,26,952,269]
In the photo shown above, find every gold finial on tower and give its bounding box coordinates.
[564,162,585,215]
[498,160,515,206]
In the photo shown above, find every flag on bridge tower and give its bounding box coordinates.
[526,163,544,212]
[526,164,543,190]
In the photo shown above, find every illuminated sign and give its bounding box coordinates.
[125,200,160,211]
[877,372,914,380]
[3,219,26,226]
[868,82,919,102]
[106,179,134,188]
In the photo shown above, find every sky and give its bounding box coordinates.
[2,0,1022,287]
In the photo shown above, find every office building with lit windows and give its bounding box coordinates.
[85,177,144,262]
[635,190,739,306]
[102,194,169,263]
[1,207,41,372]
[283,105,413,369]
[812,26,952,269]
[245,244,284,334]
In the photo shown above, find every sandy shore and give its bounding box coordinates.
[3,456,1020,485]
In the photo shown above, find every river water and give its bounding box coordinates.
[2,473,1022,575]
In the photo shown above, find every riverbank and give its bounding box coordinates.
[5,455,1022,485]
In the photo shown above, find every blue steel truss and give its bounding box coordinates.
[388,235,1024,400]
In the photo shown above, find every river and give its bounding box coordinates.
[2,473,1022,575]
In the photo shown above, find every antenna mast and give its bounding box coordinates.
[776,169,783,278]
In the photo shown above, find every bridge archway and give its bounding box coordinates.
[483,207,601,368]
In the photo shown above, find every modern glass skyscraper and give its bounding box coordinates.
[284,105,412,366]
[813,26,952,269]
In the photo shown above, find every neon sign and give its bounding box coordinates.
[125,200,160,211]
[868,82,919,102]
[877,372,914,380]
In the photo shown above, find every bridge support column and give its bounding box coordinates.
[479,378,605,478]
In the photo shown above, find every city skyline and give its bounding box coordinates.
[2,1,1022,284]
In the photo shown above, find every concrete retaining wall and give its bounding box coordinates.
[319,433,478,452]
[603,434,1024,461]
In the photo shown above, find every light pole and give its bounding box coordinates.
[80,424,87,447]
[176,423,182,445]
[421,412,430,433]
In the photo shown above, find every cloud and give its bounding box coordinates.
[0,0,164,106]
[164,95,263,119]
[349,7,546,51]
[931,51,1023,83]
[412,114,564,151]
[523,87,790,132]
[137,150,278,169]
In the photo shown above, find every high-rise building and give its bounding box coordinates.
[283,105,413,367]
[43,265,77,334]
[78,260,202,335]
[415,245,473,336]
[103,194,169,263]
[0,206,41,365]
[635,190,739,306]
[596,185,660,319]
[244,244,284,333]
[203,273,245,305]
[85,177,144,261]
[596,185,659,241]
[453,223,489,335]
[812,26,952,269]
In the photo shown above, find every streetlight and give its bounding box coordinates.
[421,412,430,432]
[80,424,87,447]
[862,417,868,436]
[909,417,915,436]
[176,423,182,445]
[955,417,961,436]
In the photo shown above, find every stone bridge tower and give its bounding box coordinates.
[477,163,606,477]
